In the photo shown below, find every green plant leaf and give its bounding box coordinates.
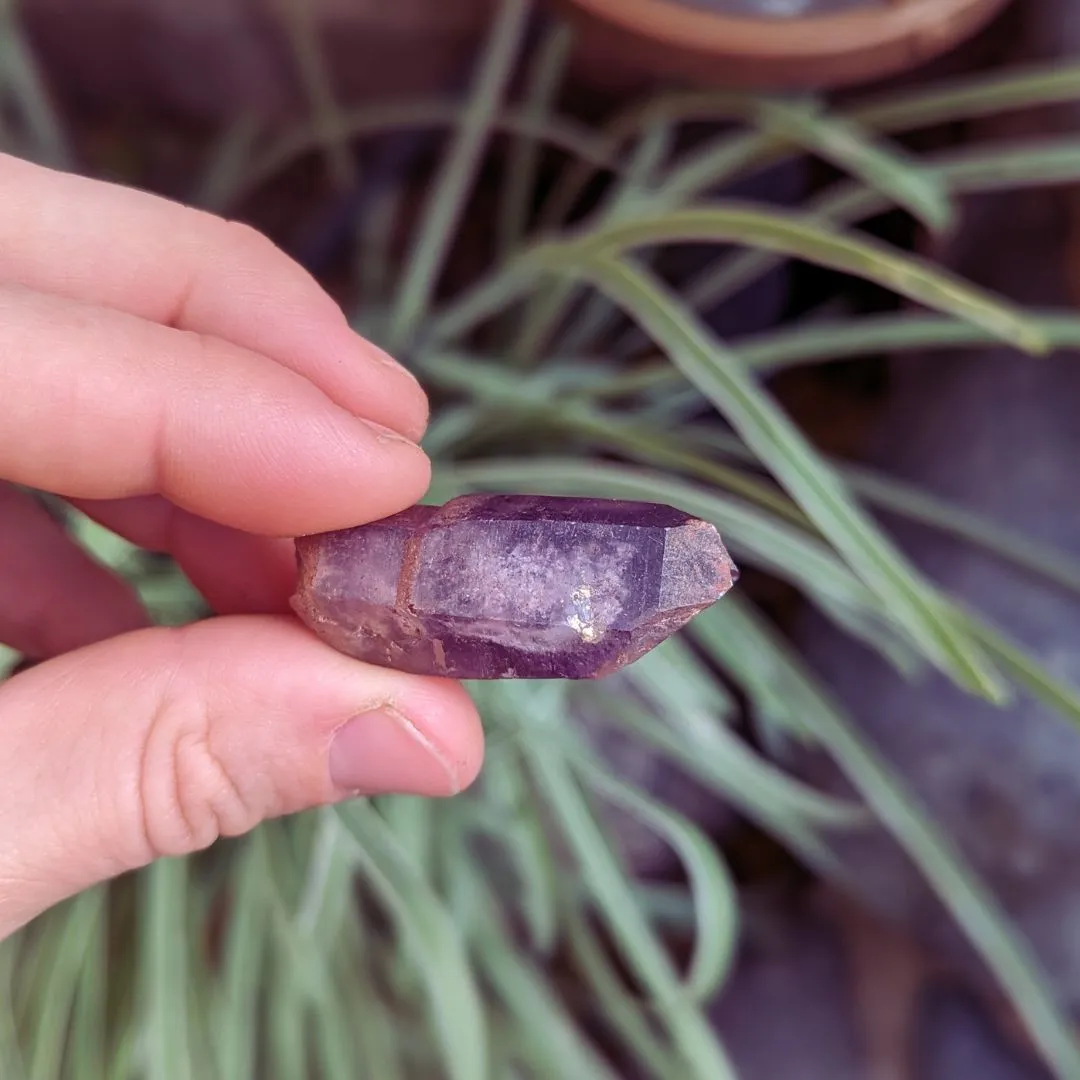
[575,756,739,1003]
[703,595,1080,1080]
[681,136,1080,321]
[498,19,574,256]
[25,889,105,1080]
[224,102,612,211]
[68,894,107,1080]
[565,909,680,1080]
[609,62,1080,198]
[523,738,737,1080]
[672,420,1080,606]
[385,0,532,349]
[519,258,1006,698]
[736,310,1080,374]
[586,682,863,857]
[463,862,622,1080]
[547,206,1044,353]
[0,935,26,1080]
[962,613,1080,731]
[0,0,71,169]
[466,744,560,953]
[753,96,953,232]
[336,800,488,1080]
[276,0,355,189]
[138,859,195,1080]
[211,834,271,1080]
[435,456,889,618]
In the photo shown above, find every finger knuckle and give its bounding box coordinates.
[220,217,285,264]
[138,655,258,859]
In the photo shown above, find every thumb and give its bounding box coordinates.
[0,616,483,939]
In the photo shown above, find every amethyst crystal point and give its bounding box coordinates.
[290,494,737,680]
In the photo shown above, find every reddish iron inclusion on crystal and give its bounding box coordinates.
[290,494,737,679]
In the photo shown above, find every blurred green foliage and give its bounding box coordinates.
[6,1,1080,1077]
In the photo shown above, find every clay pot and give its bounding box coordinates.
[561,0,1011,93]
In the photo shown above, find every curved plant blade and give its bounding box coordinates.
[700,596,1080,1080]
[753,97,953,232]
[336,800,489,1080]
[575,755,739,1003]
[500,259,1007,699]
[385,0,531,349]
[542,206,1044,353]
[523,739,738,1080]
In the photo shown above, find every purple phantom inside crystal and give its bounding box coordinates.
[290,493,738,679]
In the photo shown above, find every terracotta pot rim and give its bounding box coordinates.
[563,0,1007,59]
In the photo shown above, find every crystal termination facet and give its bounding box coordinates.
[290,494,738,680]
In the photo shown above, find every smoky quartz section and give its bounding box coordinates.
[291,494,737,679]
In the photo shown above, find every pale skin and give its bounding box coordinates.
[0,153,485,941]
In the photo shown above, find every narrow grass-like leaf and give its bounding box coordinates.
[498,19,574,256]
[294,811,358,942]
[355,187,404,315]
[523,740,737,1080]
[0,643,19,678]
[671,420,1080,605]
[477,934,622,1080]
[548,206,1044,353]
[378,795,436,878]
[470,746,560,952]
[139,859,194,1080]
[575,756,739,1002]
[703,595,1080,1080]
[276,0,355,188]
[266,964,306,1080]
[194,115,264,213]
[310,986,359,1080]
[580,684,859,866]
[462,859,621,1080]
[435,192,1047,352]
[612,63,1080,193]
[534,401,807,525]
[224,102,613,209]
[385,0,531,349]
[553,121,676,356]
[436,456,889,617]
[629,637,736,729]
[27,889,105,1080]
[0,936,26,1080]
[527,258,1005,697]
[212,834,271,1080]
[753,97,952,232]
[68,895,106,1080]
[654,130,774,205]
[963,613,1080,731]
[683,137,1080,319]
[336,800,488,1080]
[851,62,1080,134]
[0,0,71,169]
[737,310,1080,374]
[566,910,680,1080]
[339,952,406,1080]
[104,1021,137,1080]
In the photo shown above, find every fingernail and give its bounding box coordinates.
[368,343,422,388]
[362,418,421,448]
[329,707,460,797]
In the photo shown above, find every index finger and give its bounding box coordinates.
[0,285,431,536]
[0,153,428,440]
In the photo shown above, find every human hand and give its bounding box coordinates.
[0,154,483,940]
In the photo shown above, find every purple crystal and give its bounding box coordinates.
[290,494,737,679]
